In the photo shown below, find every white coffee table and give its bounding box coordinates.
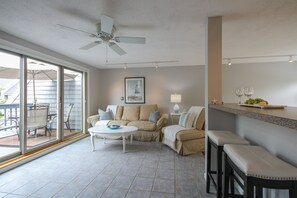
[88,125,138,153]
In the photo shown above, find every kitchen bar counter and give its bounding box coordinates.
[209,103,297,130]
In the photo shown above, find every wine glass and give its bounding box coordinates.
[244,87,254,99]
[235,87,244,104]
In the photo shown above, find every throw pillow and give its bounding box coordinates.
[178,112,189,127]
[185,112,196,128]
[149,111,161,123]
[178,112,196,128]
[98,109,113,120]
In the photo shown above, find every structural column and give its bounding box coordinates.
[207,16,222,104]
[204,16,223,183]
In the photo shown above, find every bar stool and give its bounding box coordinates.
[206,130,250,198]
[224,144,297,198]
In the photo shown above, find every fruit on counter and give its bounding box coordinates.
[258,101,268,106]
[244,98,268,105]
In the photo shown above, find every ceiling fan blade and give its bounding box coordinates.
[108,42,126,55]
[115,36,146,44]
[101,15,114,34]
[56,24,97,37]
[80,41,102,50]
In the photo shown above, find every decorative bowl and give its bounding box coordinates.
[108,125,120,129]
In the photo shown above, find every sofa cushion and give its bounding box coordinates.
[128,121,156,131]
[108,120,130,126]
[149,111,161,123]
[140,104,158,121]
[176,129,205,141]
[122,106,140,121]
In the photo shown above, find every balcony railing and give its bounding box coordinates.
[0,103,19,130]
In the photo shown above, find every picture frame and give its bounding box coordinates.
[125,77,145,104]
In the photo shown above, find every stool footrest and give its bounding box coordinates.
[207,172,217,189]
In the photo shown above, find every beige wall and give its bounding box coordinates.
[87,68,101,115]
[222,61,297,106]
[98,66,205,115]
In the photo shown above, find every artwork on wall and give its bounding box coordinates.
[125,77,145,104]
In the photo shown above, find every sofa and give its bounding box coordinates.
[162,106,205,155]
[87,104,168,142]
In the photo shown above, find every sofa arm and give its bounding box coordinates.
[87,114,100,126]
[156,113,169,131]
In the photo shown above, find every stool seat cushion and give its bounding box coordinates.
[207,130,249,146]
[224,144,297,180]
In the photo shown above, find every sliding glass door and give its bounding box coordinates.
[25,58,59,150]
[63,69,83,138]
[0,51,21,159]
[0,49,86,163]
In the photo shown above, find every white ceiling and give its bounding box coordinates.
[0,0,297,69]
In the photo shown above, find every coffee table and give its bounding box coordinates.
[88,125,138,153]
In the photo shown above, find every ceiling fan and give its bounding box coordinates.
[57,15,146,56]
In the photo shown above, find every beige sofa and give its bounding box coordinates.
[162,107,205,155]
[87,104,168,142]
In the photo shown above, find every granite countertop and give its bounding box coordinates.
[209,103,297,130]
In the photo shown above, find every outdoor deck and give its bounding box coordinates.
[0,129,81,158]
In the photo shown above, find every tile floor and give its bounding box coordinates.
[0,137,216,198]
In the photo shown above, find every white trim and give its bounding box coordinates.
[0,31,90,73]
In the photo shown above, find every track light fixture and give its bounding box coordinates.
[223,54,297,65]
[155,62,159,69]
[124,63,127,70]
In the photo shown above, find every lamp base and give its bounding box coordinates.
[173,104,180,113]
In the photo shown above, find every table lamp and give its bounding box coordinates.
[171,94,181,113]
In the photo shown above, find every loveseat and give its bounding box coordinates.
[87,104,168,142]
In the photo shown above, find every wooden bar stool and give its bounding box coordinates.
[224,144,297,198]
[206,130,250,198]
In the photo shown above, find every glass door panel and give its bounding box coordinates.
[26,58,58,149]
[63,69,83,138]
[0,51,21,159]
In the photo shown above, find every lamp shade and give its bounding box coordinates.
[170,94,181,103]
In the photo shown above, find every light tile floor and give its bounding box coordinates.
[0,137,216,198]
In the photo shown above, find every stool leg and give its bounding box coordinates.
[206,137,211,193]
[217,146,223,198]
[224,154,231,198]
[289,181,297,198]
[230,170,235,196]
[244,177,254,198]
[256,187,263,198]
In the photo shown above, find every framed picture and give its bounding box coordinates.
[125,77,145,104]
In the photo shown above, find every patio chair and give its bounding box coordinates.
[27,107,49,137]
[64,103,74,132]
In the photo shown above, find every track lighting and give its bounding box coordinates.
[223,54,297,64]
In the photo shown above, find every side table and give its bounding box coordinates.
[170,113,181,124]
